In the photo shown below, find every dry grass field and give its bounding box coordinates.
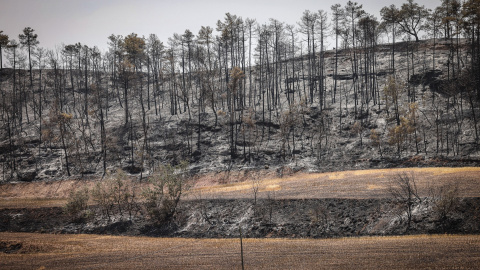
[1,232,479,269]
[186,167,480,200]
[2,167,480,209]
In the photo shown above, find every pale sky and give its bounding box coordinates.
[1,0,440,58]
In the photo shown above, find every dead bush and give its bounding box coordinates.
[277,166,293,178]
[430,183,460,232]
[308,203,329,236]
[253,191,276,224]
[63,187,91,222]
[91,169,140,221]
[91,180,114,221]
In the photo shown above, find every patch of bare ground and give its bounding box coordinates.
[1,232,479,269]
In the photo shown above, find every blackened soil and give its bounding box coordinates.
[1,198,480,239]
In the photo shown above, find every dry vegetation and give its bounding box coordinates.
[2,2,480,267]
[1,167,479,268]
[1,232,479,269]
[1,167,480,209]
[186,167,480,200]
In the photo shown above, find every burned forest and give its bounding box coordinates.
[1,0,480,182]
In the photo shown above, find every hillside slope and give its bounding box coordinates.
[0,38,479,182]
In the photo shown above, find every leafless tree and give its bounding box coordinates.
[388,172,421,232]
[251,172,260,205]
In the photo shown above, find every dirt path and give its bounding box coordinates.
[1,232,479,269]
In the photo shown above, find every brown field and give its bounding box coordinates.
[1,232,479,269]
[1,167,480,209]
[1,168,480,269]
[188,167,480,200]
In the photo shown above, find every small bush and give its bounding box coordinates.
[309,203,329,235]
[91,169,139,221]
[143,161,189,224]
[63,187,90,222]
[430,183,460,232]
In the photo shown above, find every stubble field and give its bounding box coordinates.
[1,232,479,269]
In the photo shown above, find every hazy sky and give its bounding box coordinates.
[1,0,440,55]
